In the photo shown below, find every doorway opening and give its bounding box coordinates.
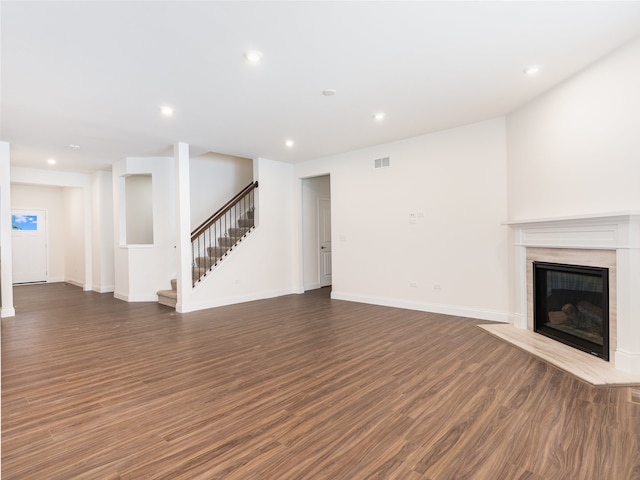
[301,175,331,291]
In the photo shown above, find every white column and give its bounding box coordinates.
[174,142,192,312]
[0,141,15,317]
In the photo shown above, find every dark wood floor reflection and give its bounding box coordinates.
[3,283,640,479]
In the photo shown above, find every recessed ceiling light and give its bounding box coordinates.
[285,139,294,148]
[244,50,264,63]
[373,112,386,121]
[322,89,337,96]
[523,65,541,76]
[47,158,56,165]
[161,106,174,117]
[68,144,81,150]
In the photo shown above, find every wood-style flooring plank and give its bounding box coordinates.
[3,283,640,479]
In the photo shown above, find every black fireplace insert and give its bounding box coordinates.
[533,261,609,361]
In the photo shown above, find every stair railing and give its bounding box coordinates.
[191,181,258,286]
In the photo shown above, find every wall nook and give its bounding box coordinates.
[122,174,153,245]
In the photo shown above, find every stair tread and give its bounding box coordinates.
[157,289,177,299]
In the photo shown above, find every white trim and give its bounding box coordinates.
[615,350,640,375]
[176,287,301,313]
[65,278,85,289]
[505,211,640,226]
[114,292,159,302]
[330,291,510,323]
[93,285,115,293]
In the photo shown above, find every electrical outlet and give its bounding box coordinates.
[409,282,417,288]
[433,283,442,290]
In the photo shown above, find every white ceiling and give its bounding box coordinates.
[2,1,640,173]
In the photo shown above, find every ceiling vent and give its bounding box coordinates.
[374,156,390,168]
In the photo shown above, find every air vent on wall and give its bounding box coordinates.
[374,156,390,168]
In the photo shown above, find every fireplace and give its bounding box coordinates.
[533,261,609,361]
[498,213,640,378]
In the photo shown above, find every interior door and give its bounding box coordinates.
[318,198,332,287]
[12,209,47,284]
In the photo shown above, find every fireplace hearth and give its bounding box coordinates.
[533,261,609,361]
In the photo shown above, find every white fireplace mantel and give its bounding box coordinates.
[507,212,640,375]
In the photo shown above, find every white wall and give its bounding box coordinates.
[507,36,640,220]
[301,175,330,290]
[295,118,509,322]
[0,141,15,317]
[112,157,176,301]
[190,153,253,229]
[10,184,66,282]
[179,157,298,312]
[63,187,86,286]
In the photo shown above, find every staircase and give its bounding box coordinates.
[157,181,258,308]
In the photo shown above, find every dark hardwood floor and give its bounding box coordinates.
[2,283,640,479]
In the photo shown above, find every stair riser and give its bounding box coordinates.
[218,237,241,247]
[157,295,177,308]
[227,227,250,237]
[195,257,220,268]
[207,246,229,257]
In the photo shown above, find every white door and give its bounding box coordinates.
[318,198,332,287]
[12,209,47,284]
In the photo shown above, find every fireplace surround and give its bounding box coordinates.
[507,212,640,376]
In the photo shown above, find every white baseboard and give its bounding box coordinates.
[48,276,65,283]
[93,285,115,293]
[64,278,84,288]
[114,292,158,302]
[1,306,16,318]
[330,291,510,323]
[113,292,127,302]
[177,287,300,313]
[615,350,640,375]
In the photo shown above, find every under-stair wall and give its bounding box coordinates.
[189,152,253,228]
[175,157,300,313]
